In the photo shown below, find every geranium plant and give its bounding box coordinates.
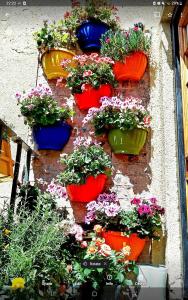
[64,0,120,36]
[101,23,151,62]
[16,85,73,127]
[83,96,151,135]
[33,19,76,52]
[69,226,138,290]
[58,136,111,185]
[60,53,116,94]
[85,193,165,239]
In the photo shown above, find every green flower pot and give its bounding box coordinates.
[108,128,147,155]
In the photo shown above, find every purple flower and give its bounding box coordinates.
[149,197,157,204]
[86,201,97,211]
[104,203,120,217]
[85,211,96,224]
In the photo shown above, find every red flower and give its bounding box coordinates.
[83,70,93,77]
[143,116,151,126]
[64,11,71,19]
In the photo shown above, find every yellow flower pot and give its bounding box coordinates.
[41,48,75,80]
[0,139,14,181]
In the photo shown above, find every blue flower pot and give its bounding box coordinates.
[33,122,72,151]
[76,19,109,52]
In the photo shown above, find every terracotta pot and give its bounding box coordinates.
[74,84,112,110]
[113,51,148,81]
[102,231,146,261]
[66,174,107,202]
[108,128,147,155]
[41,48,75,80]
[0,140,14,180]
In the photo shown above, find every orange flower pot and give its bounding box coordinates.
[74,84,112,110]
[113,51,148,81]
[41,48,75,80]
[0,140,14,180]
[102,231,146,261]
[66,174,107,202]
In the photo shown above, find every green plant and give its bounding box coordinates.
[69,227,138,290]
[0,197,71,299]
[63,0,120,37]
[85,193,165,239]
[58,137,112,185]
[101,23,151,62]
[33,20,76,52]
[16,85,73,127]
[83,96,151,135]
[61,53,116,94]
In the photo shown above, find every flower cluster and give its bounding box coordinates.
[73,136,100,149]
[60,53,116,94]
[16,84,73,127]
[69,223,84,241]
[131,196,165,216]
[47,181,67,199]
[85,192,121,224]
[83,96,151,135]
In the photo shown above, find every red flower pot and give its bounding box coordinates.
[102,231,146,261]
[66,174,107,202]
[74,84,112,110]
[113,51,148,81]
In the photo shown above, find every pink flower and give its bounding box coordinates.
[80,241,88,248]
[15,92,22,101]
[90,53,99,59]
[81,83,86,91]
[133,26,139,32]
[131,198,141,205]
[137,204,152,216]
[75,233,83,241]
[83,70,93,77]
[143,116,151,126]
[105,37,111,43]
[64,11,71,19]
[149,197,157,204]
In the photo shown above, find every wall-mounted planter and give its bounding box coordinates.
[66,174,107,202]
[102,231,146,261]
[76,19,109,52]
[108,128,147,155]
[113,51,148,81]
[41,48,75,80]
[33,122,72,151]
[74,84,112,110]
[0,139,14,180]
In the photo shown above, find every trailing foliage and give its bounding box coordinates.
[16,85,73,127]
[58,137,112,185]
[100,23,151,62]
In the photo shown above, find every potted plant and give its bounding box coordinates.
[33,20,76,80]
[57,136,112,202]
[83,96,151,155]
[100,23,151,81]
[16,85,73,150]
[60,53,116,110]
[0,129,14,181]
[64,0,120,52]
[84,193,165,261]
[68,224,138,295]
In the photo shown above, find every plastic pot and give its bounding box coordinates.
[33,122,72,151]
[76,19,109,52]
[74,84,112,110]
[0,139,14,181]
[66,174,107,202]
[102,231,146,261]
[41,48,75,80]
[113,51,148,81]
[108,128,147,155]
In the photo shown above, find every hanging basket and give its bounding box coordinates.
[41,48,75,80]
[102,231,146,261]
[76,19,109,52]
[33,121,72,151]
[66,174,107,202]
[0,139,14,181]
[74,84,112,110]
[108,128,147,155]
[113,51,148,81]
